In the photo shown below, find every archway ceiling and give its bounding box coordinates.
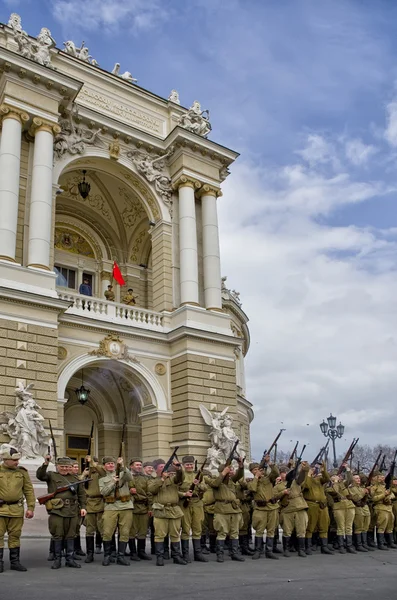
[57,168,150,263]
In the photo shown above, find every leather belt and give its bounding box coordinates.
[63,499,77,506]
[88,495,103,499]
[0,499,21,505]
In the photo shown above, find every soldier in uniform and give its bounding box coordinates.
[79,455,105,563]
[178,455,208,563]
[348,472,371,552]
[201,471,216,554]
[99,456,134,566]
[206,458,245,563]
[104,285,115,301]
[235,473,254,556]
[326,466,356,554]
[301,461,333,555]
[370,471,396,550]
[0,445,35,573]
[142,461,155,555]
[392,476,397,544]
[37,455,87,569]
[247,457,280,560]
[128,457,151,561]
[70,460,85,559]
[273,462,309,558]
[147,459,186,566]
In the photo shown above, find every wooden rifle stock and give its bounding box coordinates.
[260,429,285,468]
[367,451,382,486]
[337,438,359,475]
[183,457,207,508]
[37,479,91,505]
[163,447,180,473]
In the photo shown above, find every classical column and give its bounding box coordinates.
[0,106,29,262]
[27,118,61,270]
[101,270,112,298]
[178,177,200,305]
[200,185,222,309]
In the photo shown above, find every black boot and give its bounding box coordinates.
[128,538,140,562]
[65,539,81,568]
[362,532,374,551]
[378,532,389,550]
[95,532,102,554]
[252,536,263,560]
[265,537,279,559]
[51,540,62,570]
[110,535,117,563]
[85,536,95,563]
[137,538,151,560]
[201,535,210,554]
[0,548,3,573]
[47,539,55,561]
[193,538,208,562]
[155,541,164,566]
[181,539,191,563]
[305,537,312,556]
[102,540,112,566]
[171,542,187,565]
[385,533,397,549]
[367,530,377,548]
[231,538,245,561]
[117,541,130,566]
[273,534,282,554]
[282,537,291,557]
[337,536,346,554]
[296,538,306,558]
[240,534,254,556]
[216,539,224,563]
[209,534,217,554]
[346,535,357,554]
[319,537,334,555]
[354,533,367,552]
[150,526,155,555]
[74,535,86,557]
[164,536,170,560]
[9,547,27,572]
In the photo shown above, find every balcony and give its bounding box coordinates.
[57,291,168,333]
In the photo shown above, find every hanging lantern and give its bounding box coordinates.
[78,170,90,199]
[75,371,90,405]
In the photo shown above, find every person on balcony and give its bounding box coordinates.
[123,289,137,306]
[79,278,92,297]
[104,285,115,302]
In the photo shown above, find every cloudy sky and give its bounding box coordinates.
[4,0,397,460]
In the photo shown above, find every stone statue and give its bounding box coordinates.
[168,90,180,104]
[8,14,56,68]
[0,382,48,459]
[221,275,242,306]
[63,40,99,65]
[199,404,242,471]
[112,63,137,84]
[54,109,102,159]
[126,146,174,205]
[178,100,212,138]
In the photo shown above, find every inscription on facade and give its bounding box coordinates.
[77,87,165,136]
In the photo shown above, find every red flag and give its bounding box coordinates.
[112,261,126,286]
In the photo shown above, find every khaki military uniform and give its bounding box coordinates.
[80,464,105,537]
[247,465,279,537]
[147,470,184,542]
[178,471,206,541]
[206,467,244,541]
[36,463,86,540]
[391,484,397,535]
[326,480,355,536]
[273,475,308,538]
[0,464,35,548]
[235,480,252,535]
[301,467,330,538]
[104,289,115,301]
[129,471,150,540]
[202,486,216,538]
[370,483,395,533]
[99,468,134,542]
[348,483,371,534]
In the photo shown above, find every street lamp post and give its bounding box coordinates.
[319,414,345,468]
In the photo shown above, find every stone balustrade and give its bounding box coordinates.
[57,290,167,332]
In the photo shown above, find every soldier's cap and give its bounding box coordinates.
[167,465,176,473]
[0,445,21,460]
[129,457,142,465]
[249,462,260,472]
[102,456,116,464]
[359,474,368,485]
[278,464,289,474]
[182,455,195,464]
[153,458,165,468]
[56,456,72,466]
[143,461,154,468]
[372,470,382,477]
[330,468,339,476]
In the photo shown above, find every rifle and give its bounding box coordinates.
[289,441,299,464]
[84,421,95,489]
[367,451,382,486]
[162,446,180,474]
[385,449,397,490]
[379,455,387,473]
[223,438,240,483]
[37,479,91,505]
[357,461,360,475]
[337,438,359,475]
[286,444,306,488]
[115,422,126,491]
[260,429,285,468]
[311,440,329,467]
[49,420,57,463]
[183,457,207,508]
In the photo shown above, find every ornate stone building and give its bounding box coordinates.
[0,14,253,467]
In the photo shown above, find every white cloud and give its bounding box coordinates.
[385,100,397,146]
[345,138,377,166]
[297,134,338,169]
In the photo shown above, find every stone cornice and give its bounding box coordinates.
[0,286,73,313]
[172,175,202,191]
[196,184,222,198]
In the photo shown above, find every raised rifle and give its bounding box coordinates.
[367,451,382,486]
[385,449,397,490]
[183,457,207,508]
[337,438,359,475]
[311,440,330,467]
[286,444,306,488]
[289,441,299,464]
[260,429,285,468]
[379,454,387,473]
[37,479,91,505]
[84,420,95,489]
[162,446,180,474]
[115,422,126,492]
[49,420,57,463]
[223,438,240,483]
